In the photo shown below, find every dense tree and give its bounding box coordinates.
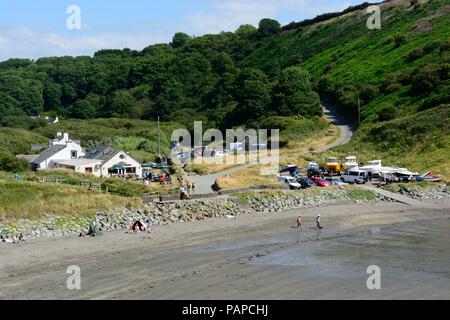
[258,19,281,37]
[271,67,321,117]
[171,32,191,48]
[234,79,270,123]
[235,24,257,37]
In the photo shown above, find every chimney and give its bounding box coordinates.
[63,132,69,141]
[56,132,62,138]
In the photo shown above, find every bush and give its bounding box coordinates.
[411,64,441,94]
[407,47,424,61]
[394,35,407,48]
[1,116,47,130]
[0,147,29,172]
[378,105,398,122]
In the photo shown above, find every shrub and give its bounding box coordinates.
[407,47,424,61]
[411,64,441,94]
[378,105,398,122]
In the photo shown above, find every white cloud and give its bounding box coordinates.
[183,0,353,35]
[0,1,356,60]
[0,28,171,61]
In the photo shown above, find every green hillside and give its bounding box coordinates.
[244,0,450,122]
[328,105,450,177]
[0,0,449,176]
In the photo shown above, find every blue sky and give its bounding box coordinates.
[0,0,363,61]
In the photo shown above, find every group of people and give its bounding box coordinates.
[1,234,26,245]
[143,171,172,185]
[130,216,154,237]
[296,214,323,230]
[179,179,196,200]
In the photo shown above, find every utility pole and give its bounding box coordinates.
[158,115,161,158]
[358,97,361,128]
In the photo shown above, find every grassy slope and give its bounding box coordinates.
[294,105,450,178]
[333,104,450,177]
[0,173,140,220]
[242,0,450,177]
[0,128,48,154]
[244,0,450,118]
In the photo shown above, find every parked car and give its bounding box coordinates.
[230,142,244,152]
[296,176,317,189]
[310,176,332,187]
[325,177,348,186]
[277,175,302,190]
[307,161,322,177]
[342,170,367,184]
[280,165,300,177]
[215,149,230,157]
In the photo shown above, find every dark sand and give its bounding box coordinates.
[1,199,449,299]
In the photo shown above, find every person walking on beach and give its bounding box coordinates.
[146,215,153,238]
[316,214,323,229]
[296,215,302,229]
[179,185,186,200]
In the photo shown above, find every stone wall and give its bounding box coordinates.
[384,183,449,200]
[240,187,384,212]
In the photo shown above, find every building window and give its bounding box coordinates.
[71,150,78,159]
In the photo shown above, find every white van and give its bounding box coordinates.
[342,170,367,184]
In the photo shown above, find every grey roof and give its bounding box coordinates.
[86,145,120,162]
[86,145,142,165]
[16,155,39,162]
[31,145,66,164]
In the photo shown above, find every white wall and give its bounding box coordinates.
[101,151,142,178]
[38,142,85,170]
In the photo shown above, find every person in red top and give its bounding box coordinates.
[296,215,302,229]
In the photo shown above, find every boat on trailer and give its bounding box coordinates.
[416,171,443,183]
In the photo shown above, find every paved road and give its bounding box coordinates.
[316,100,355,152]
[188,102,355,195]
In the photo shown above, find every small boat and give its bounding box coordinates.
[343,156,359,170]
[416,171,443,183]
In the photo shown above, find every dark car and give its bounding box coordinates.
[296,177,317,189]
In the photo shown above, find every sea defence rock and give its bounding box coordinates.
[383,183,449,200]
[0,186,388,240]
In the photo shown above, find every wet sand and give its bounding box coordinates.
[1,199,449,300]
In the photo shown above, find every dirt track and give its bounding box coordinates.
[1,198,449,300]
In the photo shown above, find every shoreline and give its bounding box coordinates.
[1,198,450,299]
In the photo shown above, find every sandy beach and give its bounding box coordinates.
[1,198,450,300]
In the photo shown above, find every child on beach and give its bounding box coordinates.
[296,215,302,229]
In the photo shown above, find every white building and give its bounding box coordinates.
[53,158,103,176]
[85,145,143,178]
[31,132,85,171]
